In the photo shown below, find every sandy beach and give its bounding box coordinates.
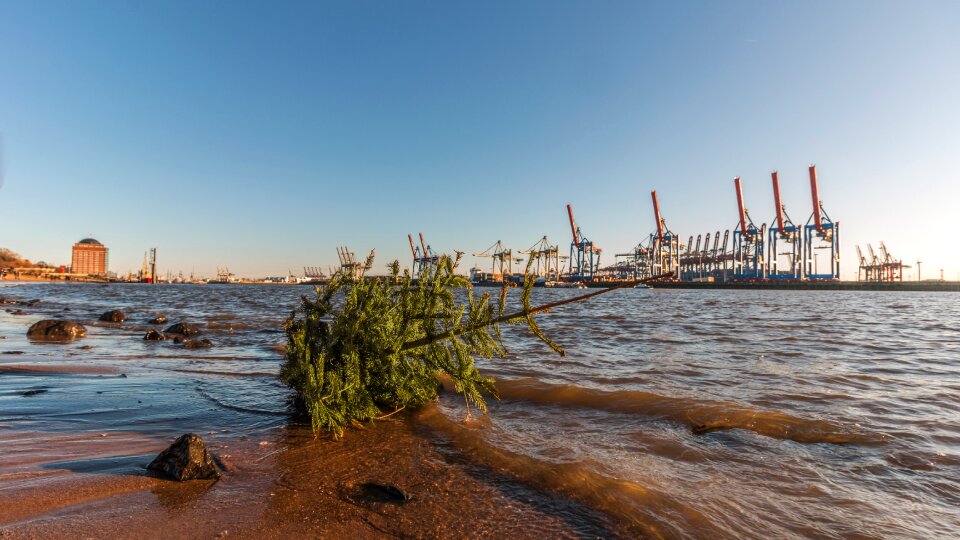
[0,412,627,539]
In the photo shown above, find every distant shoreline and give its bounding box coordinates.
[4,276,959,291]
[644,280,960,292]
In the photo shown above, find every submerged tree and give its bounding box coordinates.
[282,251,663,438]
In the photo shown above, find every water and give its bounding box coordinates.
[1,282,958,538]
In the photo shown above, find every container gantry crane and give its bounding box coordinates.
[408,232,439,276]
[878,242,910,282]
[565,204,602,281]
[767,171,802,279]
[803,165,840,280]
[520,236,562,280]
[648,191,680,280]
[473,240,513,281]
[732,177,766,280]
[336,246,364,280]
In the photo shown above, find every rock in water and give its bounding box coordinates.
[143,329,166,341]
[147,433,221,481]
[165,323,200,337]
[27,320,87,342]
[184,338,213,349]
[99,310,128,323]
[148,316,168,325]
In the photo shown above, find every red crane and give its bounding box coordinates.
[771,171,785,232]
[734,176,749,237]
[566,204,579,245]
[651,191,664,241]
[809,165,822,231]
[407,234,418,260]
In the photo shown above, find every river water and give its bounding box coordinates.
[1,282,958,538]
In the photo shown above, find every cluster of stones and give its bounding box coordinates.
[24,309,212,349]
[144,322,213,348]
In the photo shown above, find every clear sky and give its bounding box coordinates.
[1,1,958,280]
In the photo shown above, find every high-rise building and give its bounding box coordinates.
[71,238,109,275]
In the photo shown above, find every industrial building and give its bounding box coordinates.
[71,238,109,276]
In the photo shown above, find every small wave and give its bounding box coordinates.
[886,451,937,471]
[195,386,288,417]
[171,368,277,378]
[886,303,911,310]
[416,405,724,538]
[491,378,884,445]
[205,321,254,331]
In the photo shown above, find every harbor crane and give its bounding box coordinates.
[803,165,841,280]
[566,204,602,281]
[649,191,680,280]
[857,242,909,282]
[731,177,766,280]
[336,246,364,280]
[473,240,513,281]
[855,245,877,282]
[407,232,439,276]
[767,171,802,279]
[519,236,562,280]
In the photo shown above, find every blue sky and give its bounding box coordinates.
[1,1,958,279]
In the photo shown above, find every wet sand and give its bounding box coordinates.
[0,416,626,539]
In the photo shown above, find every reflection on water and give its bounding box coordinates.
[1,282,959,538]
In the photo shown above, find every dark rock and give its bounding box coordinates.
[12,310,27,315]
[359,482,412,503]
[148,316,168,325]
[164,323,200,337]
[99,310,127,323]
[27,320,87,342]
[144,329,166,341]
[1,297,40,307]
[147,433,221,481]
[183,338,213,349]
[171,335,187,344]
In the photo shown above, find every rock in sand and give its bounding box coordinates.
[147,433,221,481]
[148,316,168,325]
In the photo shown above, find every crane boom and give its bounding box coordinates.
[566,204,579,244]
[734,177,748,235]
[772,171,784,231]
[419,233,428,258]
[651,191,664,240]
[408,234,417,259]
[809,165,822,231]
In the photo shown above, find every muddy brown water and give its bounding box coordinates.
[0,282,958,538]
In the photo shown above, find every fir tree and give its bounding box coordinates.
[281,250,664,438]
